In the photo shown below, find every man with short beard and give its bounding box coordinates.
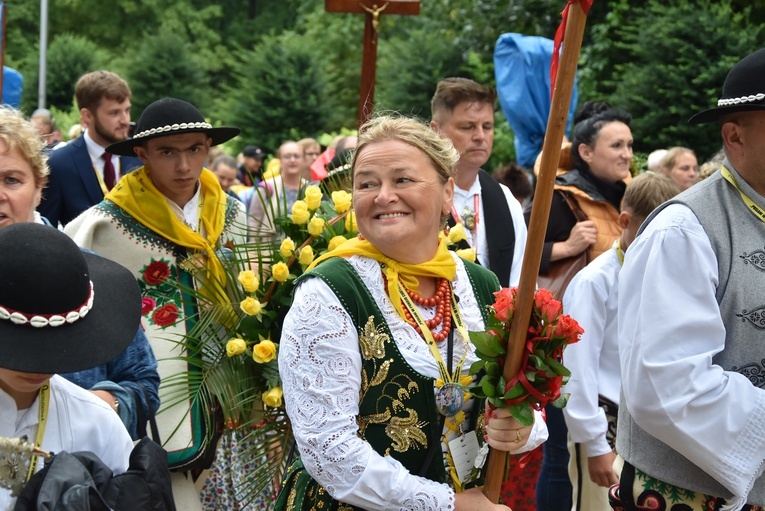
[38,70,141,226]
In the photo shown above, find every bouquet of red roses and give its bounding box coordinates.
[469,287,583,426]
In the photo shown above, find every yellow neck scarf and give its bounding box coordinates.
[106,166,229,303]
[308,236,456,321]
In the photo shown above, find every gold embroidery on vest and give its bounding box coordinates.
[386,410,428,452]
[357,316,427,452]
[359,315,389,360]
[286,486,297,510]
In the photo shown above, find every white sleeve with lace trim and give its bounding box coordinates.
[279,276,456,511]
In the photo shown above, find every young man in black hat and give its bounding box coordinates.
[614,48,765,510]
[0,223,138,509]
[64,97,248,510]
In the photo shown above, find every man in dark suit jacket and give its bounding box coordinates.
[39,70,141,227]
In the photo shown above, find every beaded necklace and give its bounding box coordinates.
[399,277,453,342]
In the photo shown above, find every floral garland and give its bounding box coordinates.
[469,287,583,426]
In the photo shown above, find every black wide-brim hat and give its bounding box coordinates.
[689,48,765,125]
[0,223,141,374]
[107,97,240,156]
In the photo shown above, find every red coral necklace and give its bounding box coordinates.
[386,276,453,342]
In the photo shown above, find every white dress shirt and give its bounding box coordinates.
[453,178,528,287]
[562,245,621,457]
[83,129,121,181]
[618,203,765,507]
[0,375,133,510]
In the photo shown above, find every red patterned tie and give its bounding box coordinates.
[102,152,116,190]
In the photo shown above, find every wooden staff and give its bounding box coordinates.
[483,1,590,502]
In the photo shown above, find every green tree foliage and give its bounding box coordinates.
[375,27,464,118]
[294,5,364,131]
[20,34,107,113]
[121,30,208,116]
[579,0,763,161]
[7,0,764,165]
[215,33,327,154]
[3,1,39,70]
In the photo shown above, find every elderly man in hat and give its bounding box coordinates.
[614,48,765,510]
[65,98,248,510]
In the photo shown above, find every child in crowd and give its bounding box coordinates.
[561,172,680,510]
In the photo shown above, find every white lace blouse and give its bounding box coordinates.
[279,254,547,510]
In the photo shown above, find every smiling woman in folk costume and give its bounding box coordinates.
[64,98,248,510]
[276,115,547,511]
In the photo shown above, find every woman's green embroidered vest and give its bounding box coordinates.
[275,257,498,511]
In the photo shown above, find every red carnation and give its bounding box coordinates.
[152,303,179,327]
[144,260,171,286]
[141,297,156,315]
[493,287,518,323]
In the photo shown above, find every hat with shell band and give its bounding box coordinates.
[106,97,240,156]
[0,223,141,374]
[689,48,765,125]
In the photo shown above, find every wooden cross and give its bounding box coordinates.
[326,0,420,127]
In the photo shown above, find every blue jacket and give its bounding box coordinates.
[61,327,160,441]
[39,136,142,227]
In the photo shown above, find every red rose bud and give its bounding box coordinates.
[492,287,518,322]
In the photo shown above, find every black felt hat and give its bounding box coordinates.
[689,48,765,125]
[0,223,141,374]
[107,98,240,156]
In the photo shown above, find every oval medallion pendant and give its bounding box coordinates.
[435,383,465,417]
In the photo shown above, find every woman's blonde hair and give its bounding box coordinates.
[0,106,49,187]
[658,146,695,173]
[352,115,459,183]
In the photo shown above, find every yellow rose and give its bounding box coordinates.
[304,185,323,211]
[239,297,261,316]
[262,386,283,408]
[307,216,326,237]
[280,237,296,258]
[328,235,349,252]
[226,338,247,357]
[252,338,277,363]
[331,191,352,213]
[237,270,259,293]
[290,200,310,225]
[344,210,357,233]
[298,245,315,266]
[448,222,468,244]
[272,261,290,282]
[456,247,477,262]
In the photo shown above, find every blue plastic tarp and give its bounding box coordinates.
[2,67,23,109]
[494,33,578,169]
